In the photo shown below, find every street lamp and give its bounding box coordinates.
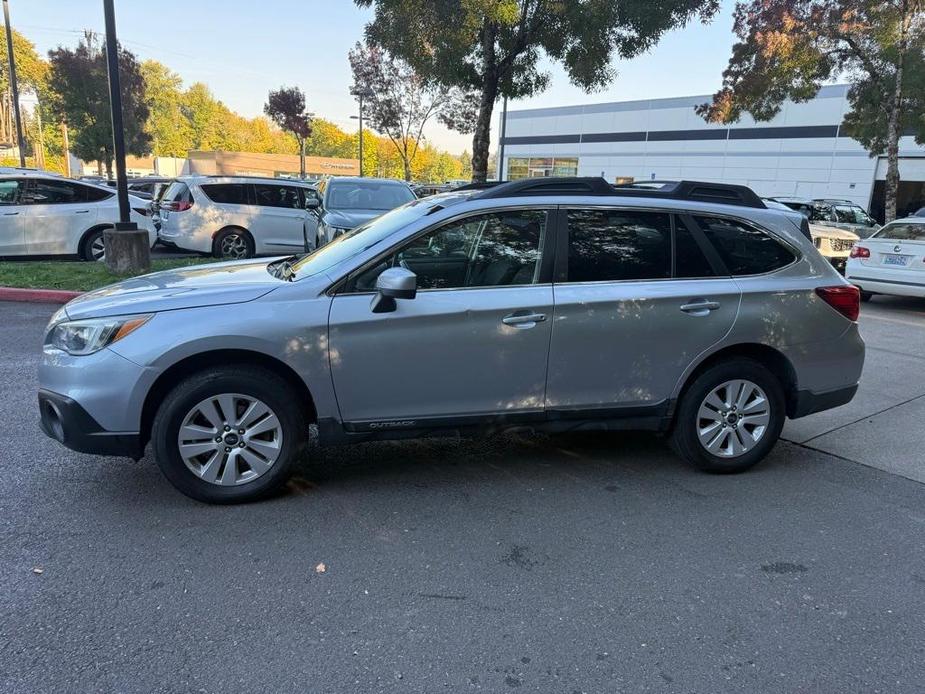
[350,88,372,177]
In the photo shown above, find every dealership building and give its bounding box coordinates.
[499,84,924,221]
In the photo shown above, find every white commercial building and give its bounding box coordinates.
[499,85,925,220]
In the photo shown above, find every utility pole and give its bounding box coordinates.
[102,0,149,273]
[61,121,70,177]
[2,0,26,167]
[497,96,508,181]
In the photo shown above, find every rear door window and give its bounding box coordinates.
[692,215,795,275]
[565,209,672,282]
[201,183,254,205]
[253,183,303,209]
[674,222,719,278]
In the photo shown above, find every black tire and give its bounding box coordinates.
[151,366,307,503]
[670,358,785,474]
[80,228,106,261]
[212,227,255,259]
[859,291,873,303]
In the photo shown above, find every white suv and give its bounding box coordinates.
[156,176,320,259]
[0,171,154,260]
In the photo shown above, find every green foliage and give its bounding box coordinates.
[697,0,925,220]
[140,60,191,157]
[841,39,925,151]
[356,0,719,179]
[46,33,150,175]
[0,29,47,95]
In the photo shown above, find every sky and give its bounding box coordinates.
[10,0,740,155]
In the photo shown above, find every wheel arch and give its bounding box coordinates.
[672,343,800,420]
[78,224,113,259]
[140,348,317,447]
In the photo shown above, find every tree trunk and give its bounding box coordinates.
[298,137,306,179]
[471,74,499,183]
[403,158,412,182]
[884,2,910,223]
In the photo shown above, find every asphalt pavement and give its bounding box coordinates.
[1,297,924,693]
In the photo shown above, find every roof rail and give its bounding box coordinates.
[471,177,766,209]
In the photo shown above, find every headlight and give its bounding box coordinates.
[45,314,152,356]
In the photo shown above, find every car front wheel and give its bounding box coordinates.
[151,366,307,503]
[670,358,785,474]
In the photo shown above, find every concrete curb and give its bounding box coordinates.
[0,287,82,304]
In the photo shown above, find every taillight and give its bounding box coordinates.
[162,200,193,212]
[849,245,870,258]
[815,285,860,321]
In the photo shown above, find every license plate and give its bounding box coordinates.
[883,254,908,266]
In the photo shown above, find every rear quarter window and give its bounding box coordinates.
[693,215,796,275]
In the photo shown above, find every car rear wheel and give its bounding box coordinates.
[81,229,106,262]
[151,366,307,503]
[670,358,785,473]
[213,227,254,260]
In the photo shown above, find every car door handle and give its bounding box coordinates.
[680,300,721,314]
[2,211,18,215]
[73,210,90,214]
[502,312,546,327]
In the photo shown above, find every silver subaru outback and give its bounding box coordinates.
[38,178,865,503]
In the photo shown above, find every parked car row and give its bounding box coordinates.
[155,175,415,258]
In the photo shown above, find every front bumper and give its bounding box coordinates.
[39,389,144,459]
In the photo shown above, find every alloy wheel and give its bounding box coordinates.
[696,379,771,458]
[220,233,249,259]
[90,235,106,261]
[176,393,283,486]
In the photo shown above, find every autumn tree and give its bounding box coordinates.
[349,40,477,181]
[698,0,925,221]
[356,0,718,182]
[46,33,150,177]
[141,60,191,157]
[264,86,313,178]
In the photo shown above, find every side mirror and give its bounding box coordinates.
[305,196,320,210]
[371,267,417,313]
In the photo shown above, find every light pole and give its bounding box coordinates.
[102,0,149,272]
[2,0,26,167]
[350,88,372,177]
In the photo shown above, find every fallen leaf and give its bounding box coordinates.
[315,562,326,574]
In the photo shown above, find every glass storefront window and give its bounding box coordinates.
[507,157,578,180]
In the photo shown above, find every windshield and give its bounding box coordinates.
[326,180,415,211]
[833,205,875,226]
[292,199,436,278]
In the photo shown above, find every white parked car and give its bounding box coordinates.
[156,176,321,259]
[0,171,155,260]
[846,218,925,300]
